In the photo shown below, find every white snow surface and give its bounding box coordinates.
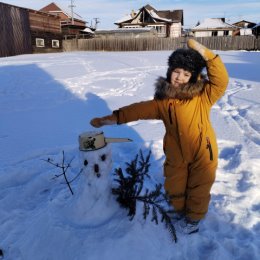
[0,50,260,260]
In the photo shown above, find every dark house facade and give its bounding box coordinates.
[29,9,63,53]
[0,2,32,57]
[0,2,63,57]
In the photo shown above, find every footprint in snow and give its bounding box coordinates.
[198,239,219,259]
[251,203,260,212]
[236,170,254,192]
[219,144,242,170]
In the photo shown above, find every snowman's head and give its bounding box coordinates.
[80,144,112,181]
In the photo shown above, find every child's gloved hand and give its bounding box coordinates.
[90,118,103,128]
[187,39,216,61]
[90,114,117,128]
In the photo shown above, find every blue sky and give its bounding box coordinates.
[2,0,260,29]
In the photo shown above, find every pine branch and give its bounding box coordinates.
[143,202,150,220]
[112,150,177,242]
[151,206,158,224]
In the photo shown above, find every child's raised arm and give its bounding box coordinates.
[187,39,216,61]
[188,39,229,105]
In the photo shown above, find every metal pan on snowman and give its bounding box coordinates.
[79,131,132,151]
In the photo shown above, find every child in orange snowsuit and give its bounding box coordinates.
[90,39,229,234]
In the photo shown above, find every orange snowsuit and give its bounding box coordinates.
[113,55,229,221]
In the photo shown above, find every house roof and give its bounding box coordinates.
[232,20,256,28]
[0,1,60,19]
[157,10,183,23]
[39,2,62,12]
[115,5,183,25]
[143,4,156,12]
[252,23,260,28]
[233,20,256,24]
[149,9,172,22]
[39,2,86,23]
[192,18,237,30]
[115,14,133,24]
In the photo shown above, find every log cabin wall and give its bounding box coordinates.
[0,2,32,57]
[29,10,63,53]
[0,3,63,57]
[29,11,61,34]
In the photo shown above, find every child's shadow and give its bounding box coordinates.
[84,92,164,184]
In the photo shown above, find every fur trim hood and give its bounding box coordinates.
[154,76,206,100]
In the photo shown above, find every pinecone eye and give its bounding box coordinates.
[100,154,106,161]
[94,164,100,178]
[84,160,88,166]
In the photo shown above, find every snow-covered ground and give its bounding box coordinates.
[0,50,259,260]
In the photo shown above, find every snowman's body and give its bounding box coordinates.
[66,135,118,226]
[52,131,129,226]
[77,144,113,215]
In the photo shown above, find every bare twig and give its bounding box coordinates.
[42,151,82,195]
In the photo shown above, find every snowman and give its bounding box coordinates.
[63,131,132,226]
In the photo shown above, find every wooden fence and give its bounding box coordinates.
[63,36,260,52]
[0,3,32,57]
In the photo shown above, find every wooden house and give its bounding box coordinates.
[29,9,63,53]
[232,20,256,36]
[39,2,87,35]
[0,2,63,57]
[191,18,238,37]
[115,4,183,38]
[233,20,256,29]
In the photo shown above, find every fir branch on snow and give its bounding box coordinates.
[112,150,177,242]
[42,151,83,195]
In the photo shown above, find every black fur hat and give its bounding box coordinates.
[167,49,206,83]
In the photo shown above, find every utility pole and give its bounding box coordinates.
[68,0,76,25]
[93,18,100,29]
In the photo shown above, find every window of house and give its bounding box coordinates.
[224,30,229,36]
[212,31,218,36]
[36,38,45,47]
[159,26,166,34]
[156,26,161,33]
[151,26,165,34]
[125,26,141,28]
[52,40,60,48]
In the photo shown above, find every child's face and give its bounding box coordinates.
[171,68,192,88]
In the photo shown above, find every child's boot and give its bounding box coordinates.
[168,211,185,221]
[178,217,200,234]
